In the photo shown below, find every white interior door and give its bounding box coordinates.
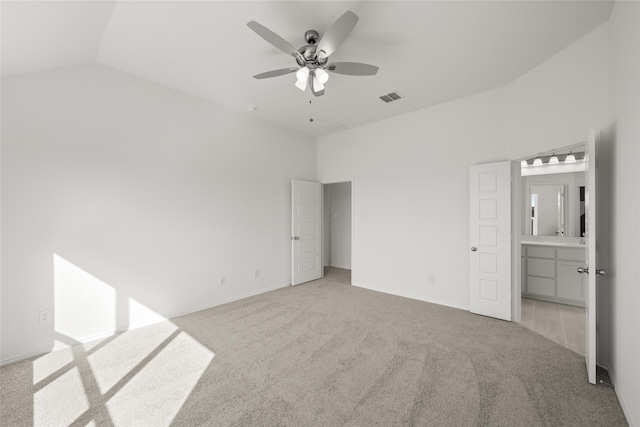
[580,129,600,384]
[469,161,512,321]
[292,180,322,286]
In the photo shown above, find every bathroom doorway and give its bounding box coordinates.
[516,143,587,356]
[322,181,352,284]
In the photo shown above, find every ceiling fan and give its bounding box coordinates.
[247,10,379,97]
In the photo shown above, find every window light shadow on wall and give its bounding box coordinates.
[30,254,215,425]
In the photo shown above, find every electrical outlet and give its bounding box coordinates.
[254,269,260,278]
[427,276,435,285]
[39,310,52,324]
[219,276,226,286]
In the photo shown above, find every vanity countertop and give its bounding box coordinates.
[521,240,586,248]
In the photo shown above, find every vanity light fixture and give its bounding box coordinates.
[521,151,585,168]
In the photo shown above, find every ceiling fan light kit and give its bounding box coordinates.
[247,10,379,98]
[316,69,329,84]
[296,66,310,82]
[294,78,307,91]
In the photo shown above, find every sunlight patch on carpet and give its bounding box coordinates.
[87,321,178,394]
[34,367,89,426]
[105,331,214,425]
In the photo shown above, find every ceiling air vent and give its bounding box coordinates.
[379,91,403,103]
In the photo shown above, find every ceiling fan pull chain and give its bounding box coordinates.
[309,99,314,122]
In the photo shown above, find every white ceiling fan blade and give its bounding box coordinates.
[327,62,379,76]
[311,75,325,97]
[247,21,304,63]
[253,68,298,79]
[316,11,359,60]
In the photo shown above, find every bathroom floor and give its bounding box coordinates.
[520,298,585,356]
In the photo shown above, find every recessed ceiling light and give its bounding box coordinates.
[247,106,257,112]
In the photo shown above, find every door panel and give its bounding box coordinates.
[292,180,322,286]
[470,161,512,321]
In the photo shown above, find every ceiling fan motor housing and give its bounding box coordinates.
[298,31,328,67]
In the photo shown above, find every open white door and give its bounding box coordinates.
[469,161,512,321]
[292,180,322,286]
[579,129,602,384]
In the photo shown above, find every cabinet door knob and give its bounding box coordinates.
[577,267,588,274]
[596,269,607,276]
[470,247,477,252]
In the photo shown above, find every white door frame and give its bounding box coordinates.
[321,178,355,282]
[511,161,523,323]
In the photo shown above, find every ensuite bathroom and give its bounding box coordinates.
[519,147,587,356]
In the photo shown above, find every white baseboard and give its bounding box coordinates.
[0,282,290,366]
[605,365,637,427]
[351,282,470,312]
[615,387,637,427]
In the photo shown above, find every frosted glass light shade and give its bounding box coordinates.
[316,69,329,84]
[533,158,543,166]
[296,67,310,82]
[311,76,325,92]
[565,154,576,163]
[295,79,307,91]
[549,155,559,164]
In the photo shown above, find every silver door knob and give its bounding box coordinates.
[596,269,607,276]
[577,267,588,274]
[470,247,477,252]
[292,236,300,240]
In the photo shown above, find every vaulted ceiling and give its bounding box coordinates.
[1,1,614,137]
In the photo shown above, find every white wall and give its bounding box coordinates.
[607,1,640,424]
[1,64,316,363]
[318,88,507,309]
[328,182,351,270]
[504,23,610,157]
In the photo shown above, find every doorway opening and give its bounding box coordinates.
[322,181,352,285]
[514,142,587,357]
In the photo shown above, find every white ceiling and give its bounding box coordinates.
[1,1,614,137]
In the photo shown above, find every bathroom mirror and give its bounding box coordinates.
[529,184,567,236]
[524,171,585,237]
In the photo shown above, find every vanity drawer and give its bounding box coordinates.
[527,277,555,296]
[527,258,555,278]
[527,246,555,259]
[557,248,585,261]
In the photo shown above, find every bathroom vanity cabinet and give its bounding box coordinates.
[521,244,585,307]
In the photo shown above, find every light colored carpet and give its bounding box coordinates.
[0,267,627,426]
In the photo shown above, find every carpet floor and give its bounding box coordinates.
[0,267,627,426]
